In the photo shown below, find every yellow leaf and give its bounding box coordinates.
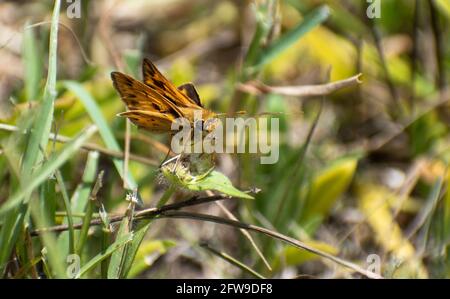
[273,240,338,270]
[127,240,176,278]
[300,158,358,224]
[356,183,428,278]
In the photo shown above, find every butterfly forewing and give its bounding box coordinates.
[142,58,200,108]
[111,72,181,113]
[111,71,186,132]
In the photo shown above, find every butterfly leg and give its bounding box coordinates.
[161,153,181,168]
[160,152,184,174]
[159,148,173,169]
[171,152,184,174]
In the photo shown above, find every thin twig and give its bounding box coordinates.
[28,21,93,65]
[366,89,450,152]
[200,242,266,279]
[237,73,362,97]
[123,119,131,189]
[0,123,159,166]
[98,0,124,72]
[127,132,173,156]
[160,211,383,279]
[205,189,271,271]
[28,193,382,278]
[31,198,382,278]
[30,195,229,235]
[215,200,272,271]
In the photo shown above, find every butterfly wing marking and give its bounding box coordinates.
[178,83,202,107]
[118,110,174,132]
[142,58,199,108]
[111,71,183,119]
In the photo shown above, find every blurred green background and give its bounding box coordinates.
[0,0,449,278]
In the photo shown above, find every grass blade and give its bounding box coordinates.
[119,222,152,278]
[22,21,42,102]
[76,233,133,279]
[55,171,75,255]
[0,0,61,274]
[253,5,330,70]
[75,151,99,255]
[62,81,138,193]
[0,125,97,215]
[21,0,61,174]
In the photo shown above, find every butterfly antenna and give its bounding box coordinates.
[214,111,299,119]
[215,111,248,118]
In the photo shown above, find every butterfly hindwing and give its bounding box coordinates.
[118,110,173,132]
[178,83,202,107]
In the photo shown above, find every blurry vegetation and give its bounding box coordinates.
[0,0,449,278]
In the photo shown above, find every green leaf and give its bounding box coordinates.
[0,0,61,273]
[74,151,99,255]
[119,223,151,278]
[21,0,61,175]
[55,171,75,256]
[194,171,253,199]
[252,5,330,70]
[274,240,338,269]
[108,220,152,278]
[299,157,358,228]
[0,125,97,215]
[72,151,99,214]
[30,197,66,278]
[23,22,42,102]
[163,168,254,199]
[127,239,176,278]
[435,0,450,18]
[0,208,26,275]
[76,233,133,279]
[39,180,56,227]
[62,81,139,194]
[107,215,130,278]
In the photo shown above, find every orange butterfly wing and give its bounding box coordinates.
[142,58,200,108]
[111,71,182,131]
[178,83,202,107]
[118,110,174,132]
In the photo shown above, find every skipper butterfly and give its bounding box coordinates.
[111,59,217,134]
